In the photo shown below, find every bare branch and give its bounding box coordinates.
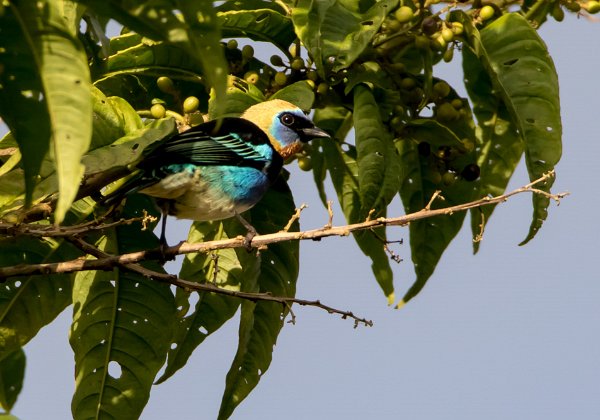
[0,172,566,281]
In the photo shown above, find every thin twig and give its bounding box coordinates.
[282,204,307,232]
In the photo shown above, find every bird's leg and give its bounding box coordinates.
[157,200,175,263]
[235,212,257,251]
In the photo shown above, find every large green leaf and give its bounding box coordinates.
[458,12,562,244]
[154,221,244,384]
[218,178,299,420]
[269,81,315,110]
[462,47,523,253]
[0,1,92,223]
[291,0,398,75]
[70,198,176,420]
[218,9,295,53]
[77,0,228,116]
[0,348,25,413]
[353,85,400,219]
[0,237,79,358]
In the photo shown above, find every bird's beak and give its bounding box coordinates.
[299,126,330,142]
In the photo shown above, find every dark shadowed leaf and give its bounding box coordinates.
[0,348,25,413]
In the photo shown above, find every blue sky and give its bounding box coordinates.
[9,14,600,420]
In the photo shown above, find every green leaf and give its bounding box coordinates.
[353,85,401,218]
[218,178,299,420]
[155,221,244,384]
[0,237,78,357]
[0,348,25,413]
[462,47,523,253]
[269,81,315,110]
[218,9,295,53]
[0,1,92,223]
[458,12,562,244]
[208,77,264,119]
[79,0,228,117]
[292,0,398,75]
[70,198,176,420]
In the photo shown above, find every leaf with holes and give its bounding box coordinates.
[0,237,79,358]
[218,177,299,419]
[455,11,562,244]
[0,1,92,223]
[0,348,25,413]
[292,0,398,76]
[70,198,175,419]
[462,47,523,253]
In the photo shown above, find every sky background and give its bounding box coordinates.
[6,13,600,420]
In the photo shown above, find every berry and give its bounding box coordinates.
[307,69,319,81]
[414,35,430,50]
[442,172,456,186]
[317,82,329,95]
[436,102,459,122]
[443,47,454,63]
[274,71,288,86]
[421,16,439,36]
[479,5,495,21]
[433,81,451,99]
[451,98,463,110]
[157,76,176,94]
[150,103,166,119]
[241,45,254,60]
[183,96,200,113]
[395,6,414,23]
[441,28,454,43]
[291,57,305,71]
[400,77,416,90]
[451,22,464,35]
[297,157,313,171]
[270,55,284,67]
[461,164,481,181]
[226,39,238,50]
[244,71,259,84]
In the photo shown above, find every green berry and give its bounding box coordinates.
[316,82,329,95]
[587,0,600,13]
[400,77,416,90]
[428,170,442,184]
[433,81,451,99]
[442,172,456,186]
[441,28,454,43]
[307,69,319,81]
[414,35,430,50]
[451,22,464,35]
[226,39,238,50]
[241,45,254,60]
[150,103,166,119]
[451,98,463,110]
[157,76,176,94]
[297,157,313,171]
[183,96,200,113]
[395,6,414,23]
[479,5,495,21]
[552,3,565,21]
[443,47,454,63]
[436,102,459,122]
[274,71,288,86]
[291,57,305,71]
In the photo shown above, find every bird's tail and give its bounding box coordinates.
[96,170,146,207]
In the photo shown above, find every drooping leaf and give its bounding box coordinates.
[0,1,92,223]
[291,0,398,75]
[353,84,400,219]
[0,348,25,413]
[456,11,562,244]
[462,47,523,253]
[218,177,299,419]
[218,9,295,53]
[70,197,176,420]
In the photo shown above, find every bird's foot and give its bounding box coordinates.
[235,213,258,252]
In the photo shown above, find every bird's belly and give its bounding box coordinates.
[163,166,271,221]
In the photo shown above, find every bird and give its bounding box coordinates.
[100,99,330,245]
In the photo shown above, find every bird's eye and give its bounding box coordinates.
[281,113,295,126]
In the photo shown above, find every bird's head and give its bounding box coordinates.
[241,99,330,159]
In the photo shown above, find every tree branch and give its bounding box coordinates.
[0,171,568,280]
